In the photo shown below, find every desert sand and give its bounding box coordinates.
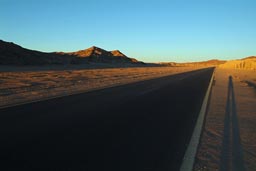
[1,59,255,170]
[0,66,205,108]
[194,67,256,171]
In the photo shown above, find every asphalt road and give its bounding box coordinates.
[0,67,214,171]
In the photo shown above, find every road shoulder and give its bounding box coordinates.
[194,68,256,171]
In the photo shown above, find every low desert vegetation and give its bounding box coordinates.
[0,66,205,107]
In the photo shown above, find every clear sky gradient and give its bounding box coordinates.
[1,0,256,62]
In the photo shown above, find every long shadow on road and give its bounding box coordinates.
[220,76,245,171]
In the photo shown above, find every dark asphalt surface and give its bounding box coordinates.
[0,67,214,171]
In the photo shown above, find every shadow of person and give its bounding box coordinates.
[219,76,245,171]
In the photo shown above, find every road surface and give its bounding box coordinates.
[0,67,214,171]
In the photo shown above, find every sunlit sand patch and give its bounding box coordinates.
[0,66,207,107]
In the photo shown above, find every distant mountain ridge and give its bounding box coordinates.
[60,46,139,63]
[160,59,226,67]
[0,40,143,65]
[1,39,255,68]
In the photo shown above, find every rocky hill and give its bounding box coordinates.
[242,56,256,60]
[2,39,255,69]
[62,46,140,63]
[0,40,80,65]
[0,40,143,65]
[219,56,256,70]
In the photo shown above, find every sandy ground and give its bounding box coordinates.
[219,58,256,70]
[194,68,256,171]
[0,63,151,72]
[0,66,203,108]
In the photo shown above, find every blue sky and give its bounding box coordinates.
[1,0,256,62]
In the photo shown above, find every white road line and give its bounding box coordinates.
[179,69,215,171]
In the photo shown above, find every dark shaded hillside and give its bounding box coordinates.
[0,40,143,65]
[0,40,80,65]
